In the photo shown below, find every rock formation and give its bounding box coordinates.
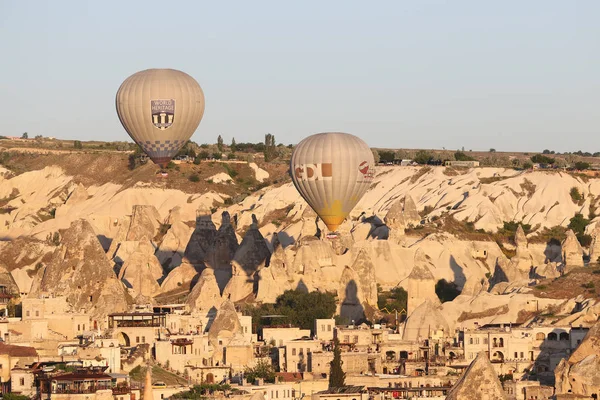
[562,229,584,269]
[186,268,222,314]
[126,205,162,242]
[204,212,239,272]
[403,300,449,342]
[403,195,421,227]
[223,216,271,303]
[208,300,242,363]
[160,262,199,293]
[65,183,89,205]
[402,249,439,315]
[30,219,130,319]
[156,206,193,270]
[183,206,217,267]
[445,351,508,400]
[512,225,533,272]
[118,245,163,298]
[298,206,321,241]
[255,244,294,303]
[555,321,600,397]
[349,248,378,306]
[590,222,600,263]
[384,195,420,242]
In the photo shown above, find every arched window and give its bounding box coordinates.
[548,332,558,341]
[535,332,545,340]
[559,332,570,341]
[499,338,504,347]
[469,338,473,345]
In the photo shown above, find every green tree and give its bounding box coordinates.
[73,140,83,149]
[231,137,237,152]
[244,359,276,383]
[3,394,30,400]
[213,152,222,160]
[413,150,432,165]
[21,132,28,139]
[378,151,395,163]
[377,286,407,312]
[199,150,209,159]
[328,337,346,389]
[128,145,144,170]
[264,133,276,162]
[217,135,224,152]
[575,161,590,171]
[530,154,555,165]
[454,151,476,161]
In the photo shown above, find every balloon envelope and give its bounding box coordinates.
[116,69,205,168]
[290,132,375,231]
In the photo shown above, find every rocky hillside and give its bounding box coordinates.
[2,160,600,326]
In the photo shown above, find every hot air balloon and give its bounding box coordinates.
[290,132,375,233]
[115,69,205,169]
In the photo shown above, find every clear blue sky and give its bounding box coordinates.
[0,1,598,152]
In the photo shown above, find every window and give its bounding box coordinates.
[328,325,332,332]
[245,327,248,333]
[353,335,358,343]
[475,338,479,345]
[499,338,504,347]
[344,335,349,343]
[292,348,296,356]
[78,324,80,331]
[483,338,488,344]
[322,324,325,332]
[35,310,39,317]
[299,349,303,355]
[520,352,524,358]
[536,332,545,340]
[469,338,473,345]
[548,333,558,341]
[20,378,24,386]
[26,311,30,317]
[136,336,140,343]
[142,336,145,343]
[82,324,85,331]
[514,352,518,358]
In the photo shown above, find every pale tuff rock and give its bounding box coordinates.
[186,268,222,314]
[248,162,269,183]
[126,205,162,242]
[445,351,508,400]
[590,222,600,263]
[403,194,421,227]
[555,321,600,397]
[256,244,294,303]
[337,266,367,322]
[0,264,19,296]
[562,229,584,269]
[204,212,239,271]
[184,207,217,267]
[206,172,233,184]
[113,241,155,267]
[298,206,322,240]
[490,257,528,287]
[512,225,534,272]
[30,219,130,319]
[65,183,89,205]
[529,262,561,280]
[232,215,271,275]
[157,207,193,270]
[402,248,439,316]
[118,247,163,298]
[351,221,375,242]
[349,248,378,306]
[384,195,420,242]
[403,300,449,342]
[0,237,52,294]
[223,215,271,302]
[106,216,132,259]
[160,261,199,293]
[208,300,243,362]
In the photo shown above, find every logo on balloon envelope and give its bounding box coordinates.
[358,161,374,180]
[294,163,333,181]
[151,99,175,130]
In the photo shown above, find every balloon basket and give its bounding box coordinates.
[157,170,169,178]
[326,232,340,240]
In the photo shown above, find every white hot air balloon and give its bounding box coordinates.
[290,132,375,233]
[116,69,205,169]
